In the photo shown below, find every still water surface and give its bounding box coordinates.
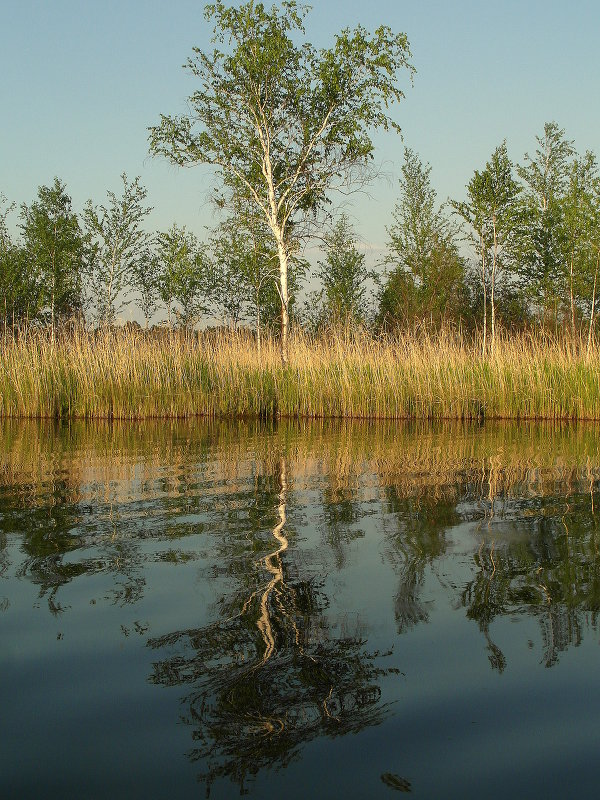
[2,419,600,798]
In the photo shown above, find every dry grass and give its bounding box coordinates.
[1,325,600,420]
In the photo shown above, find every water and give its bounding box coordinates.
[2,419,600,798]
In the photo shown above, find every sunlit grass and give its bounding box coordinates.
[1,325,600,420]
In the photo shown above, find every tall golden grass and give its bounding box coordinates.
[1,325,600,420]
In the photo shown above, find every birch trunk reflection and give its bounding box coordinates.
[146,448,391,795]
[256,457,287,665]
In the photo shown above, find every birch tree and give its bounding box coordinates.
[209,215,282,348]
[562,151,598,335]
[132,249,160,328]
[517,122,574,323]
[586,188,600,356]
[453,144,520,355]
[84,174,152,325]
[154,225,211,331]
[0,195,38,328]
[149,0,413,362]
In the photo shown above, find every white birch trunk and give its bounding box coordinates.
[587,255,599,358]
[491,217,498,358]
[480,233,487,357]
[277,237,289,365]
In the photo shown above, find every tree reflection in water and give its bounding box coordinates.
[3,419,600,791]
[383,489,460,632]
[461,489,600,669]
[147,453,394,795]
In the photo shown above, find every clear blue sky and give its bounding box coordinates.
[2,0,599,255]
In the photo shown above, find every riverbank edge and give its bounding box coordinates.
[2,329,600,421]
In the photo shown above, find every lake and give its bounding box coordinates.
[2,419,600,798]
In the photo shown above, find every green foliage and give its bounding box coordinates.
[388,148,446,277]
[132,251,160,328]
[380,149,467,330]
[514,124,600,332]
[210,213,281,330]
[516,122,575,317]
[379,237,468,330]
[149,0,414,359]
[154,225,211,330]
[0,194,13,251]
[0,244,37,326]
[562,151,600,325]
[454,142,521,264]
[19,178,85,327]
[0,195,38,325]
[84,174,152,325]
[452,142,521,349]
[150,1,413,217]
[313,214,374,326]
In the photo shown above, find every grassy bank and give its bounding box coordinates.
[1,326,600,420]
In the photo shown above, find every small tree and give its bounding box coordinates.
[453,143,521,355]
[562,151,599,335]
[378,235,467,331]
[154,225,211,331]
[20,178,85,331]
[149,0,414,362]
[0,194,13,251]
[209,222,252,330]
[210,215,279,339]
[0,195,38,329]
[315,214,373,327]
[516,122,575,324]
[84,174,152,325]
[132,247,160,328]
[381,149,466,330]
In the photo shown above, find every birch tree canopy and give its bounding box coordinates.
[149,0,413,361]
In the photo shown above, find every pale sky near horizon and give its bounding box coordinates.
[2,0,600,257]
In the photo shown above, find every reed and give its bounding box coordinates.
[1,325,600,420]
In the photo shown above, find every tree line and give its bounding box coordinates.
[382,125,600,355]
[2,120,599,350]
[2,0,600,358]
[0,173,279,336]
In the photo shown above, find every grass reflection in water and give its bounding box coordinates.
[2,418,600,796]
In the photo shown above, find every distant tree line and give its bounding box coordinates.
[1,122,599,351]
[0,173,287,340]
[380,123,600,354]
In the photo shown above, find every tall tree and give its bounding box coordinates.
[381,149,466,330]
[586,183,600,355]
[562,151,599,335]
[84,174,152,325]
[517,122,575,324]
[453,143,521,355]
[0,195,38,328]
[149,0,414,362]
[19,178,84,330]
